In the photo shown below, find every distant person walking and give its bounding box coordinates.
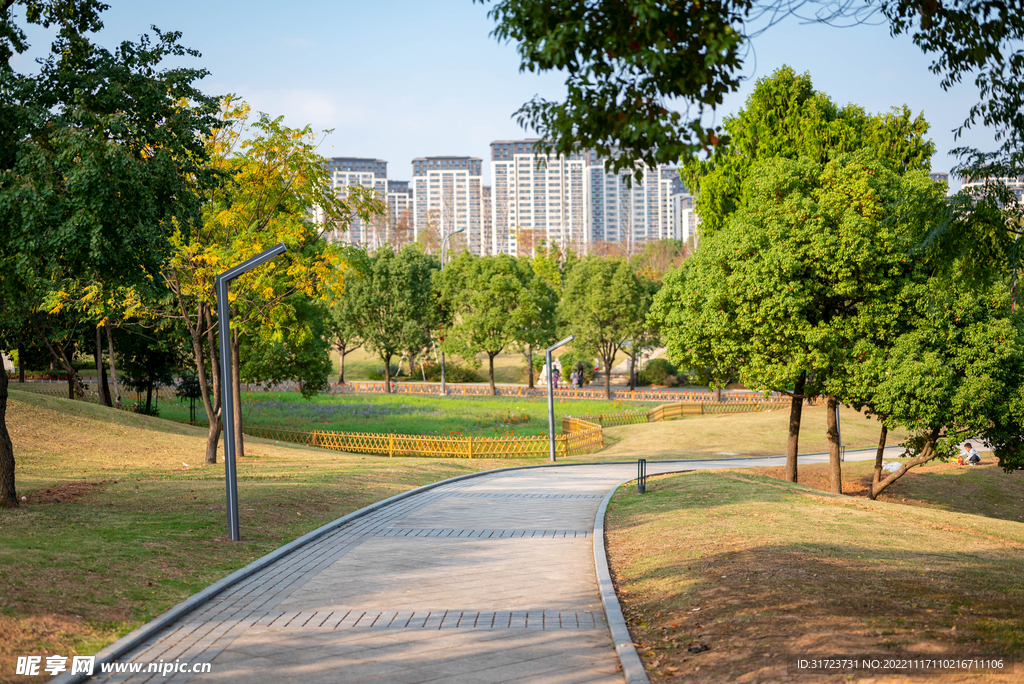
[569,369,579,389]
[552,367,561,389]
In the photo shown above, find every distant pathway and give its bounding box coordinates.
[74,450,885,684]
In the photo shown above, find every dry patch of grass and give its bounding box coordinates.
[606,471,1024,683]
[744,457,1024,524]
[595,404,905,461]
[1,390,533,682]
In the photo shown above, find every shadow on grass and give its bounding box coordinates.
[607,471,1024,683]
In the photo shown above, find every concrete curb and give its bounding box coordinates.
[594,480,651,684]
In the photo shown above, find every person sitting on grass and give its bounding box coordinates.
[959,443,982,466]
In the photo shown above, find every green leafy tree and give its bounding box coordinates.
[346,245,438,394]
[327,248,368,384]
[0,2,216,507]
[483,1,1023,181]
[559,255,646,399]
[651,151,944,490]
[684,66,933,237]
[240,296,332,399]
[622,275,660,391]
[515,268,559,389]
[437,253,536,395]
[843,283,1024,496]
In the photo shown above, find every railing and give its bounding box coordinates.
[569,410,649,427]
[244,417,604,459]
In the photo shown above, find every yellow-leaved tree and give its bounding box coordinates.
[161,96,384,464]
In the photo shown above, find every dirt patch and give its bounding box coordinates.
[22,480,113,505]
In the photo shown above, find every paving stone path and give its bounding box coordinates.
[88,451,885,684]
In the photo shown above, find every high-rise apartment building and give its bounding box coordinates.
[481,186,493,256]
[325,158,388,247]
[411,156,484,254]
[961,175,1024,204]
[588,162,680,252]
[386,180,414,247]
[490,140,593,255]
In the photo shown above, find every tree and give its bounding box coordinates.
[346,245,438,394]
[684,66,933,237]
[240,295,332,399]
[327,249,366,384]
[516,266,559,389]
[649,69,935,487]
[0,3,217,507]
[437,252,537,395]
[651,151,944,491]
[160,97,384,463]
[482,0,1024,183]
[631,239,688,283]
[622,275,660,391]
[843,282,1024,497]
[559,256,646,399]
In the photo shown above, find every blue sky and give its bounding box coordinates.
[13,0,992,188]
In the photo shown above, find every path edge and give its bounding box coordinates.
[594,481,651,684]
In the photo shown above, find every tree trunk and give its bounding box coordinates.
[869,425,888,501]
[713,386,722,402]
[145,382,154,413]
[231,330,244,458]
[17,344,24,383]
[100,356,110,406]
[202,304,222,464]
[628,354,636,391]
[826,396,843,494]
[104,320,121,408]
[603,353,612,400]
[383,353,392,394]
[95,326,110,406]
[527,346,534,389]
[785,372,806,483]
[871,429,939,498]
[488,352,497,396]
[337,342,346,383]
[35,326,84,399]
[0,370,17,507]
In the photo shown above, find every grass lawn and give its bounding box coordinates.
[594,403,907,461]
[606,469,1024,683]
[0,390,540,682]
[157,390,654,439]
[742,456,1024,524]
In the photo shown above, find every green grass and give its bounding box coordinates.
[157,391,655,438]
[1,390,538,681]
[595,403,908,460]
[606,470,1024,682]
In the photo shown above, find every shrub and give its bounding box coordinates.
[641,358,677,386]
[419,362,483,383]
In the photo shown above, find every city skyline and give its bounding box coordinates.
[10,1,990,190]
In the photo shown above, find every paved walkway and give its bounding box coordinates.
[84,450,889,684]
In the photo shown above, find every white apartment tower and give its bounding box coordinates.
[490,140,593,255]
[411,156,484,254]
[588,163,682,253]
[325,158,388,248]
[386,180,414,246]
[481,185,493,256]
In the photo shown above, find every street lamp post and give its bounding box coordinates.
[546,335,574,462]
[439,225,466,395]
[216,242,287,542]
